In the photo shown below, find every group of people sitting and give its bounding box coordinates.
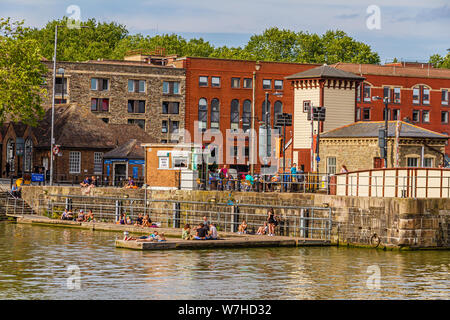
[80,176,98,192]
[124,176,137,189]
[237,208,280,236]
[123,230,166,242]
[182,216,219,240]
[116,213,156,228]
[61,209,95,222]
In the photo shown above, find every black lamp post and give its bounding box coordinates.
[373,96,390,168]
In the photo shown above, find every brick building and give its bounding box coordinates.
[172,57,319,173]
[42,55,185,143]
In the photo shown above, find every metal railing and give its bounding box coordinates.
[37,194,332,241]
[180,172,330,194]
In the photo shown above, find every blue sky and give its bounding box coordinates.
[1,0,449,62]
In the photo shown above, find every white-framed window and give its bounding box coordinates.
[423,88,430,105]
[173,157,188,169]
[274,80,283,90]
[128,79,146,93]
[243,78,252,89]
[94,152,103,174]
[327,157,336,175]
[422,110,430,123]
[163,81,180,94]
[69,151,81,174]
[199,76,208,87]
[211,77,221,88]
[393,109,400,120]
[442,89,449,106]
[231,78,240,88]
[363,83,371,102]
[442,111,449,124]
[263,79,271,89]
[393,87,401,104]
[407,157,419,167]
[424,157,434,168]
[91,78,109,91]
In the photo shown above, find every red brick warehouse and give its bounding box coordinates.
[173,57,319,173]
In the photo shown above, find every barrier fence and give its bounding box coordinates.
[39,194,332,240]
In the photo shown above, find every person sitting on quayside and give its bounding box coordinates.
[11,184,20,198]
[194,223,208,240]
[134,213,143,226]
[67,210,74,221]
[206,222,218,240]
[256,222,269,235]
[61,209,69,220]
[80,176,91,188]
[124,176,136,189]
[238,219,248,234]
[76,210,86,222]
[182,224,192,240]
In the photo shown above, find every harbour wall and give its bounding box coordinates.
[20,186,450,249]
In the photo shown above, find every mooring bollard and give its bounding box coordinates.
[231,205,239,233]
[172,202,180,228]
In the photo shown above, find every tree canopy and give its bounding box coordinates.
[0,18,47,125]
[429,52,450,69]
[22,19,380,65]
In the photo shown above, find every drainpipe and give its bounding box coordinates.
[421,145,425,167]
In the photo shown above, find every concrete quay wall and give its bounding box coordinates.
[20,186,450,249]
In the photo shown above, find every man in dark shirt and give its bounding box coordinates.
[195,223,207,240]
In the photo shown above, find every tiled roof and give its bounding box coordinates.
[321,121,449,139]
[103,139,145,159]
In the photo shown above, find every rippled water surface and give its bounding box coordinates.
[0,222,448,299]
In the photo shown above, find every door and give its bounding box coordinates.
[113,163,127,186]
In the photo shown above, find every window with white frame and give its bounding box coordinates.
[327,157,336,175]
[424,157,434,168]
[407,157,419,167]
[69,151,81,173]
[393,87,401,104]
[274,80,283,90]
[94,152,103,174]
[442,89,449,106]
[211,77,220,88]
[422,110,430,123]
[128,79,146,93]
[173,157,188,169]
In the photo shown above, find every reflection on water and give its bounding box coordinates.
[0,222,448,300]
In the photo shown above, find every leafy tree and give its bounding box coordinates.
[429,53,450,69]
[24,17,128,61]
[0,18,47,125]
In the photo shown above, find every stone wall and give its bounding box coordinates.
[20,186,450,249]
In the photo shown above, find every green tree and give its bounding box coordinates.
[24,17,128,61]
[0,18,47,125]
[429,53,450,69]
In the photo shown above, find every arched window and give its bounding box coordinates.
[363,82,372,102]
[211,98,220,130]
[242,100,251,133]
[413,85,431,105]
[262,100,271,124]
[274,101,283,133]
[198,98,207,132]
[24,138,33,172]
[230,99,240,131]
[6,139,15,172]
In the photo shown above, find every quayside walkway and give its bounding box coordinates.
[8,214,331,250]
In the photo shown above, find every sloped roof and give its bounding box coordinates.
[286,64,365,80]
[29,104,156,149]
[103,139,145,159]
[321,121,449,139]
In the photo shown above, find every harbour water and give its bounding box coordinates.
[0,222,448,300]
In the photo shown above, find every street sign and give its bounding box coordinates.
[275,113,292,126]
[312,107,326,121]
[31,173,45,182]
[52,145,60,155]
